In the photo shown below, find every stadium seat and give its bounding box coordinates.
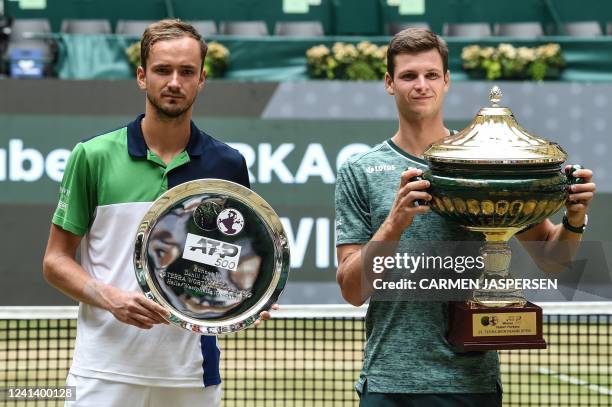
[443,23,492,37]
[60,19,112,35]
[115,20,154,36]
[5,18,54,76]
[494,22,543,37]
[608,22,612,35]
[274,21,324,37]
[386,22,431,35]
[220,21,269,36]
[190,20,218,38]
[562,21,602,36]
[7,18,51,42]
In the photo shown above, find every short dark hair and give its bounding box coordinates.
[386,28,448,78]
[140,19,208,71]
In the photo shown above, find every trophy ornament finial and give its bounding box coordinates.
[489,86,502,107]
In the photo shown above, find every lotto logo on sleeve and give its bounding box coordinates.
[182,233,242,271]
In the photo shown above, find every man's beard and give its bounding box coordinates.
[147,92,196,119]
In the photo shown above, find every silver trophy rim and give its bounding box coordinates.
[133,178,290,335]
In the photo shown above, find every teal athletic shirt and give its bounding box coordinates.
[335,139,500,394]
[52,114,249,387]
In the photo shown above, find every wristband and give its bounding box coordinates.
[562,212,587,234]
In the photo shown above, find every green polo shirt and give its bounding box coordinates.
[335,139,499,394]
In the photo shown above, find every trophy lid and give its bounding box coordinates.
[423,86,567,165]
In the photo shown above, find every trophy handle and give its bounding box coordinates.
[564,164,583,204]
[408,170,429,207]
[565,164,584,185]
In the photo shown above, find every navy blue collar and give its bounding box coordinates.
[127,114,206,158]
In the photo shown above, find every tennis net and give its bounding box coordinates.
[1,303,610,406]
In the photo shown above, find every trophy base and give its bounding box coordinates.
[447,301,546,351]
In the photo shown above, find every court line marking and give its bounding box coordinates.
[538,367,612,396]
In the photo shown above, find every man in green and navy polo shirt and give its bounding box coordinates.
[43,20,271,406]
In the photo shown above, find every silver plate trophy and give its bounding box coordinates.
[133,179,290,335]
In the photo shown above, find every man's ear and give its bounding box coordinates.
[198,67,206,91]
[137,66,146,90]
[384,72,394,96]
[443,70,451,92]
